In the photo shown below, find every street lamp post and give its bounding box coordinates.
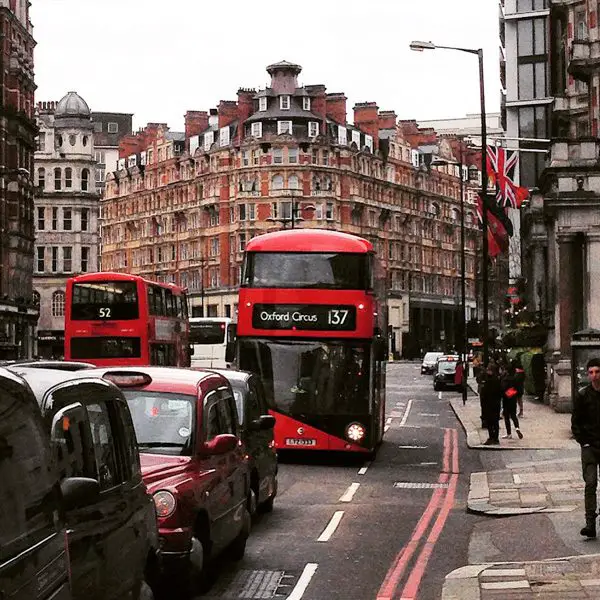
[410,40,490,365]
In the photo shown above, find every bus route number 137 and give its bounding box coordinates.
[98,307,112,318]
[328,309,349,326]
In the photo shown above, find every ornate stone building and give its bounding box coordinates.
[0,0,38,359]
[102,61,480,357]
[34,92,100,358]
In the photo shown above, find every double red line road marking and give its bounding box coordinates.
[377,427,460,600]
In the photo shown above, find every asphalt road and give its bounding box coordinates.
[197,362,483,600]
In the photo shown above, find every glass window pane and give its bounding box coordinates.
[535,62,547,98]
[519,107,536,138]
[517,0,532,11]
[534,19,546,54]
[518,20,534,56]
[535,106,548,137]
[519,63,535,100]
[520,152,537,189]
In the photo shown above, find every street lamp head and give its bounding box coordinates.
[409,40,436,52]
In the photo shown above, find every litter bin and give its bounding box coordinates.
[571,328,600,399]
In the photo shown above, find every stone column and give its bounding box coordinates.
[557,235,576,356]
[587,233,600,328]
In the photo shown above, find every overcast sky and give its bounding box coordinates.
[31,0,501,132]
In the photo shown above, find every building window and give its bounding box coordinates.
[95,168,105,183]
[95,151,106,164]
[63,209,72,231]
[81,168,89,191]
[238,204,247,221]
[248,203,256,220]
[288,175,300,190]
[272,175,284,190]
[219,127,230,147]
[81,208,89,231]
[277,121,292,135]
[37,207,45,230]
[280,95,291,110]
[238,232,246,252]
[54,167,62,190]
[326,202,334,220]
[273,148,283,164]
[51,290,65,317]
[37,167,45,189]
[63,247,72,272]
[242,150,249,166]
[108,122,119,133]
[303,97,311,111]
[258,97,267,111]
[210,237,219,257]
[288,148,298,164]
[51,247,58,272]
[69,134,76,147]
[52,208,58,231]
[36,246,45,272]
[81,246,89,272]
[251,122,263,138]
[308,121,320,138]
[65,167,73,189]
[82,135,88,147]
[322,150,329,166]
[37,132,46,151]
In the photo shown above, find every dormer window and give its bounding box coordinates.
[259,97,267,111]
[303,97,311,111]
[251,122,263,138]
[280,95,291,110]
[277,121,292,135]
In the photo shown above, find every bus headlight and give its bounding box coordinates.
[346,422,366,442]
[153,490,176,518]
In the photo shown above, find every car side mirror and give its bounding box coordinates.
[189,345,195,356]
[204,433,238,455]
[60,477,100,511]
[250,414,276,431]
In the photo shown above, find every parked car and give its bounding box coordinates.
[433,356,460,390]
[0,367,73,600]
[13,367,160,600]
[91,367,252,597]
[211,368,277,514]
[421,352,443,375]
[4,359,95,372]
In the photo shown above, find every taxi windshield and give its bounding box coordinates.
[438,361,457,374]
[123,390,195,456]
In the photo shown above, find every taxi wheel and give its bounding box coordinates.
[189,530,213,594]
[258,495,274,513]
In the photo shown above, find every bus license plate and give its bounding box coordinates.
[285,438,317,447]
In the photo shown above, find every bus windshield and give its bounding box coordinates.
[190,321,227,345]
[71,281,139,320]
[238,339,370,416]
[242,252,371,290]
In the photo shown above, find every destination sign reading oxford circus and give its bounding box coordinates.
[252,304,357,331]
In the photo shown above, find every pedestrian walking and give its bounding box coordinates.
[513,356,525,417]
[500,364,523,440]
[572,357,600,539]
[481,363,503,445]
[454,358,464,391]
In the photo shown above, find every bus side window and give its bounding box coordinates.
[147,286,156,315]
[165,289,174,317]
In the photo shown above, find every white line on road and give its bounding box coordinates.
[384,425,390,433]
[400,399,413,427]
[288,563,319,600]
[339,482,360,502]
[386,417,393,425]
[317,511,345,542]
[398,445,428,449]
[438,391,443,400]
[358,463,371,475]
[419,413,440,417]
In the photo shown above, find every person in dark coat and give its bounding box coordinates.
[500,364,523,439]
[572,357,600,538]
[480,363,503,445]
[512,356,526,416]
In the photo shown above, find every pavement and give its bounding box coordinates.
[442,374,600,600]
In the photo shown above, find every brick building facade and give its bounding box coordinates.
[0,0,38,359]
[102,61,480,357]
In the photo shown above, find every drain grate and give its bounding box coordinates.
[393,482,449,489]
[204,569,297,599]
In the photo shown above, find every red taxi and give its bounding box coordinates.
[87,367,252,597]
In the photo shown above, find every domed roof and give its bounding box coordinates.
[55,91,91,119]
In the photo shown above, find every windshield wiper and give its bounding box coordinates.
[138,442,186,448]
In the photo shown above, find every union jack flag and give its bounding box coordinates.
[486,146,529,209]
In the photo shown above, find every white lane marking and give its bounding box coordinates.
[419,413,440,417]
[339,482,360,502]
[288,563,319,600]
[384,425,390,433]
[400,398,413,427]
[438,391,443,400]
[386,417,393,425]
[317,511,345,542]
[398,445,428,449]
[358,463,370,475]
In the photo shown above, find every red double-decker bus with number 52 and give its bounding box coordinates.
[237,229,387,455]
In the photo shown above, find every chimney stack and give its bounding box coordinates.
[326,93,347,124]
[353,102,380,149]
[184,111,209,142]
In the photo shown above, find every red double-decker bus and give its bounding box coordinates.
[237,229,387,455]
[64,272,190,367]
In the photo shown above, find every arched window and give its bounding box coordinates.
[288,175,300,190]
[32,290,40,306]
[430,202,440,216]
[65,167,73,189]
[54,167,62,191]
[451,208,460,222]
[69,134,76,146]
[82,135,88,147]
[271,175,284,190]
[81,168,89,191]
[37,167,45,189]
[51,290,65,317]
